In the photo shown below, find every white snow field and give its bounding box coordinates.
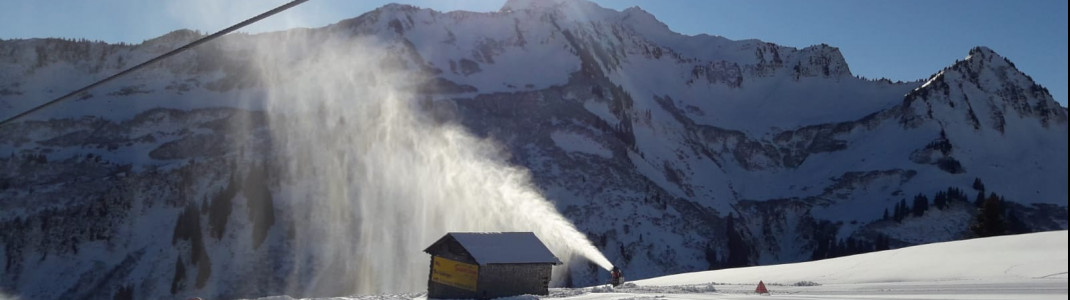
[256,230,1067,300]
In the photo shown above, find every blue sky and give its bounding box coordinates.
[1,0,1066,106]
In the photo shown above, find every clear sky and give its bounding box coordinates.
[1,0,1066,106]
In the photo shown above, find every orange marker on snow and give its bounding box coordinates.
[755,280,769,295]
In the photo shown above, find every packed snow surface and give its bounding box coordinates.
[258,230,1067,299]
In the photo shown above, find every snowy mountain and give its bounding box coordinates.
[1,0,1067,299]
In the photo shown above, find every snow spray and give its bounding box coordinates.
[245,34,611,295]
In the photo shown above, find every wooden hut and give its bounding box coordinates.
[424,232,562,299]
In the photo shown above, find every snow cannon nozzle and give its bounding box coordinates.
[609,266,624,287]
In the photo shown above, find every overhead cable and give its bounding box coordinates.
[0,0,310,127]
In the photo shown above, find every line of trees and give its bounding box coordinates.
[703,213,751,270]
[883,186,973,223]
[703,178,1042,273]
[879,178,1030,238]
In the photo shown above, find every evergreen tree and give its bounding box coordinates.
[875,234,891,251]
[912,194,929,217]
[1005,212,1028,235]
[972,177,985,192]
[893,203,901,222]
[933,191,947,210]
[944,187,967,205]
[704,243,720,270]
[830,239,844,258]
[970,193,1006,237]
[948,187,965,202]
[113,285,134,300]
[811,237,830,260]
[894,199,909,222]
[171,256,186,295]
[724,213,750,268]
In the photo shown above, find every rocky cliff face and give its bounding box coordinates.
[1,1,1066,299]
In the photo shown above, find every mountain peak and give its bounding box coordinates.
[967,46,998,58]
[500,0,617,21]
[141,29,202,46]
[501,0,567,12]
[792,43,852,78]
[376,2,420,12]
[904,46,1066,131]
[961,46,1015,71]
[620,5,671,33]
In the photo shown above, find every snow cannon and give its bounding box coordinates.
[609,266,624,287]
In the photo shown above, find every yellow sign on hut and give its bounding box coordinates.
[431,256,479,291]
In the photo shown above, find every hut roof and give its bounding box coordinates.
[425,232,561,265]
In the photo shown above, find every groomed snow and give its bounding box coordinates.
[258,230,1067,300]
[637,230,1067,285]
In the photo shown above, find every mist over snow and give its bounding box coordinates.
[0,0,1065,299]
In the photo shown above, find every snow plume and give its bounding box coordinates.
[244,33,611,296]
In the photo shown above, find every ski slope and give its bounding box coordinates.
[256,230,1067,300]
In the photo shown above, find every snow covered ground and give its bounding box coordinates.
[256,230,1067,300]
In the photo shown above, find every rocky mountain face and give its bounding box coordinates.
[1,0,1066,299]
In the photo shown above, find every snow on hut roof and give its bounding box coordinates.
[429,232,562,265]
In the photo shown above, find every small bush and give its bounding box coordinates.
[793,281,821,287]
